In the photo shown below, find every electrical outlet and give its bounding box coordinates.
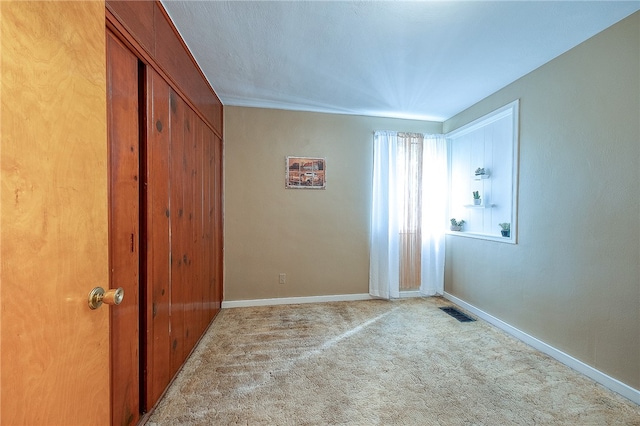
[279,273,286,284]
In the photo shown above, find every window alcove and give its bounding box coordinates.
[446,100,519,243]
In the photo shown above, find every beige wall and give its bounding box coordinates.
[224,12,639,392]
[443,12,639,390]
[224,109,440,300]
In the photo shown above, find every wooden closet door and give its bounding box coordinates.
[213,132,224,315]
[143,68,172,410]
[106,29,141,426]
[144,76,224,408]
[106,0,224,417]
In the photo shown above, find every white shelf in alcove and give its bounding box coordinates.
[464,204,496,208]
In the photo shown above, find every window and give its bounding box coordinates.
[397,133,424,290]
[370,132,447,298]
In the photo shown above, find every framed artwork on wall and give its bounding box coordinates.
[285,156,326,189]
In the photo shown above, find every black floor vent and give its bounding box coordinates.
[439,306,476,322]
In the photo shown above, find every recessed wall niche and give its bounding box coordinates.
[447,100,519,243]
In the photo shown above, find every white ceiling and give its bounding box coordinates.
[161,1,639,121]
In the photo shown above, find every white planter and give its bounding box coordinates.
[473,199,481,205]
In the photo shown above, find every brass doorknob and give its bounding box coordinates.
[88,287,124,310]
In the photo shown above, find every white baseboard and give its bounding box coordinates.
[399,290,423,298]
[443,292,640,405]
[221,293,373,308]
[222,290,429,309]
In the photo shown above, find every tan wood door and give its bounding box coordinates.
[0,2,111,425]
[106,29,141,426]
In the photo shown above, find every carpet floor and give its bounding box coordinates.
[146,297,640,425]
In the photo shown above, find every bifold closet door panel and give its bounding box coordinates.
[177,101,216,351]
[144,71,222,411]
[197,120,208,335]
[205,129,217,323]
[169,89,188,374]
[213,133,224,314]
[194,118,208,339]
[145,68,172,410]
[204,127,222,324]
[183,104,199,354]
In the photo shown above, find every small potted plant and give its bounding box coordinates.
[450,218,465,231]
[474,167,489,179]
[498,223,510,237]
[472,191,481,205]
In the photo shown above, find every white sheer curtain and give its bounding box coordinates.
[420,135,448,295]
[369,131,400,299]
[369,131,447,299]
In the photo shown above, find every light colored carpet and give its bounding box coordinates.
[146,297,640,425]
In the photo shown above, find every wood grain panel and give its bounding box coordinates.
[106,0,154,56]
[183,103,197,353]
[105,1,223,136]
[207,130,219,320]
[144,68,172,410]
[193,117,207,340]
[198,120,209,333]
[213,133,224,312]
[106,30,141,426]
[1,2,110,425]
[153,2,223,132]
[169,89,187,374]
[145,85,223,408]
[104,0,224,414]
